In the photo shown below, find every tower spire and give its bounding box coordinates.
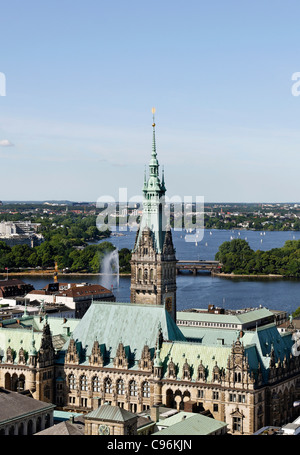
[152,107,156,158]
[149,107,159,177]
[130,110,177,321]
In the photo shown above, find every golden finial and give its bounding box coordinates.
[152,107,156,127]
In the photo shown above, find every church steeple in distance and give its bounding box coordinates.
[130,108,177,322]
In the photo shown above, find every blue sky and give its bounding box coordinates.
[1,0,300,202]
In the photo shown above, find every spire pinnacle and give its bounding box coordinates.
[151,107,157,159]
[152,107,156,127]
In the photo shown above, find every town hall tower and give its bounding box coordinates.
[130,109,177,321]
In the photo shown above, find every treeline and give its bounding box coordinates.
[0,240,132,274]
[0,213,132,273]
[204,214,300,231]
[215,238,300,277]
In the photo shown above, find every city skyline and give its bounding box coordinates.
[1,1,300,202]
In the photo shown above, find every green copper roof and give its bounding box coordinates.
[159,340,232,382]
[157,411,195,427]
[0,315,80,363]
[241,323,294,380]
[133,118,167,254]
[154,322,294,384]
[154,413,227,435]
[61,301,186,365]
[179,326,241,345]
[85,404,136,422]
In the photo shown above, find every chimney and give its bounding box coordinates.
[150,405,160,423]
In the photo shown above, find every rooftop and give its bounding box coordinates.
[0,388,55,423]
[177,307,275,326]
[60,300,186,363]
[153,413,227,435]
[85,404,137,423]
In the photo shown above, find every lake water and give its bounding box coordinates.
[20,229,300,316]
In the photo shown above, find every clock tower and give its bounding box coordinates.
[130,109,177,321]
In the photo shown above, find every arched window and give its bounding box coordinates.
[138,269,142,281]
[234,372,242,382]
[17,374,25,392]
[45,414,51,429]
[36,416,42,433]
[27,420,33,436]
[68,374,76,390]
[92,376,101,393]
[4,372,11,390]
[117,379,125,395]
[104,377,112,394]
[129,380,138,396]
[142,382,150,398]
[80,375,88,391]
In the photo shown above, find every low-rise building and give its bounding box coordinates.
[35,413,85,435]
[177,306,287,334]
[278,316,300,335]
[153,412,227,435]
[26,282,115,318]
[0,279,34,298]
[0,387,55,435]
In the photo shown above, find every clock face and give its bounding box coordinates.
[98,424,110,435]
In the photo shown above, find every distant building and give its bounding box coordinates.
[0,221,43,247]
[0,299,76,321]
[277,316,300,335]
[176,305,284,336]
[26,282,115,318]
[0,279,34,298]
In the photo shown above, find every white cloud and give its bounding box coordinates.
[0,139,14,147]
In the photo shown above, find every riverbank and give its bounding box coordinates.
[0,272,131,277]
[211,271,284,279]
[0,271,287,280]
